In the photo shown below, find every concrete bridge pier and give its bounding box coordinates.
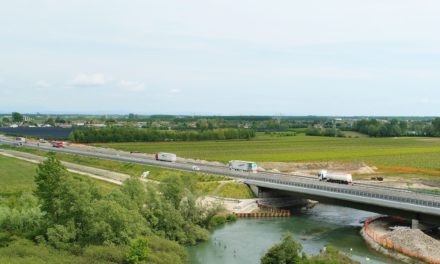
[411,219,419,229]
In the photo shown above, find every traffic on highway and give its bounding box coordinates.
[1,136,439,217]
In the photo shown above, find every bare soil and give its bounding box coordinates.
[259,161,376,175]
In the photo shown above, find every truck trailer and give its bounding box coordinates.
[155,152,177,162]
[228,160,258,173]
[51,141,65,148]
[318,170,352,184]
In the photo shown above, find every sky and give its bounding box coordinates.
[1,0,440,116]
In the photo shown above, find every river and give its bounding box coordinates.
[188,204,402,264]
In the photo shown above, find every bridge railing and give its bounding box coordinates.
[241,174,440,208]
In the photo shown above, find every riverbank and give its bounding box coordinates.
[361,217,440,264]
[199,196,316,215]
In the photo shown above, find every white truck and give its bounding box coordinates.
[155,152,177,162]
[228,160,258,173]
[318,170,352,184]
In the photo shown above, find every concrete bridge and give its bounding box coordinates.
[245,175,440,226]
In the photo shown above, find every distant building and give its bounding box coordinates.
[23,116,33,122]
[90,123,106,128]
[57,124,72,128]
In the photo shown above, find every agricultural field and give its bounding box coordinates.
[94,134,440,175]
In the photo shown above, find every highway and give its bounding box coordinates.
[1,137,440,218]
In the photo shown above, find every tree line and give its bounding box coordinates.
[0,153,234,263]
[69,127,256,143]
[353,118,440,137]
[305,128,345,137]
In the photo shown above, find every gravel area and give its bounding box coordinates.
[383,228,440,261]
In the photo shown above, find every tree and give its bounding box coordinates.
[261,233,305,264]
[34,153,66,222]
[160,176,185,209]
[11,112,23,123]
[2,117,10,124]
[433,117,440,136]
[45,117,55,126]
[125,237,149,264]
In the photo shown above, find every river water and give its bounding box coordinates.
[188,204,402,264]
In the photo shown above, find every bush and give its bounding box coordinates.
[208,215,226,229]
[125,237,149,264]
[82,245,126,263]
[226,214,237,222]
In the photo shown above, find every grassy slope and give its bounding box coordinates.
[216,183,256,199]
[0,146,227,182]
[0,155,117,197]
[0,147,255,198]
[94,134,440,174]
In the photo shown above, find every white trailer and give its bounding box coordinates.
[155,152,177,162]
[228,160,258,173]
[318,170,352,184]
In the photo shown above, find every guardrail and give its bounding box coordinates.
[241,175,440,208]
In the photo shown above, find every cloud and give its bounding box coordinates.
[118,80,145,92]
[72,73,109,86]
[35,80,51,88]
[169,88,181,94]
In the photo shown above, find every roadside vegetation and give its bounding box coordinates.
[0,155,117,197]
[216,183,256,199]
[0,144,257,198]
[0,153,234,263]
[261,233,359,264]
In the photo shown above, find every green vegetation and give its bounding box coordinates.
[0,155,116,197]
[354,118,440,137]
[0,153,235,263]
[0,145,227,182]
[216,183,256,199]
[261,233,358,264]
[69,127,255,143]
[305,127,345,137]
[1,145,257,198]
[94,134,440,174]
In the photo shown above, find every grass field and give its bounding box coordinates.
[0,147,255,198]
[94,134,440,174]
[0,155,117,197]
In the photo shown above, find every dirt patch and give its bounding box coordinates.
[376,165,440,176]
[259,161,376,175]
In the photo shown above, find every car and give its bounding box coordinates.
[192,165,200,171]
